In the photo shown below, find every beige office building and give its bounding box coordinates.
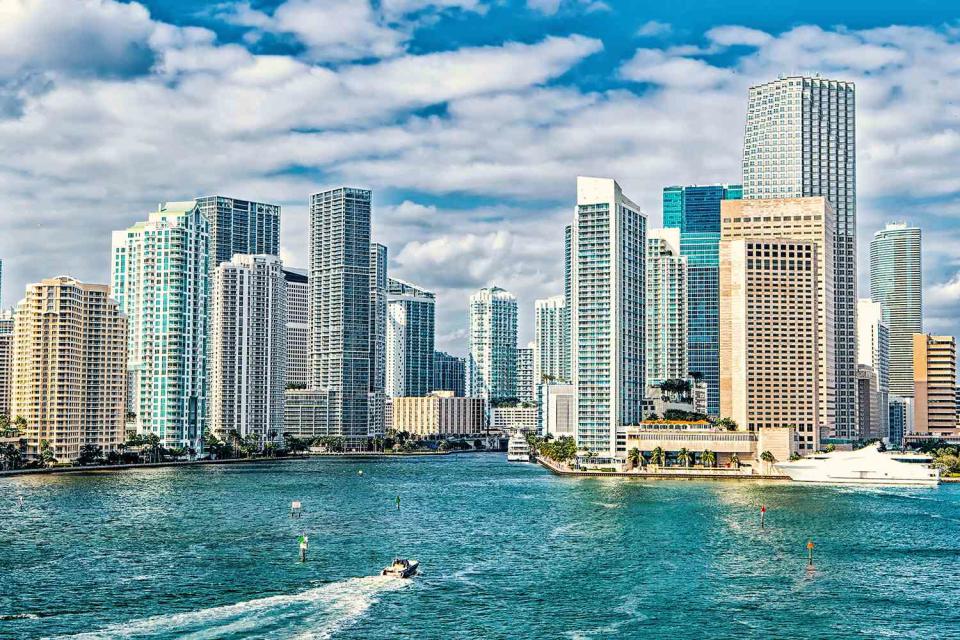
[912,334,957,438]
[720,239,821,451]
[10,277,127,461]
[391,391,486,437]
[721,197,836,440]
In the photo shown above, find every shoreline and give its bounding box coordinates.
[536,457,791,481]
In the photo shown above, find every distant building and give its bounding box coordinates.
[195,195,280,272]
[433,351,465,397]
[516,344,534,403]
[912,334,957,439]
[391,392,486,438]
[645,228,687,391]
[283,389,331,440]
[0,311,12,418]
[888,396,912,447]
[283,268,310,388]
[386,278,435,398]
[369,243,388,438]
[534,295,569,384]
[112,201,209,450]
[857,299,890,440]
[490,406,538,433]
[209,254,287,445]
[467,286,517,403]
[856,365,886,441]
[539,384,576,439]
[10,277,127,462]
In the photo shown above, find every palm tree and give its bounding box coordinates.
[39,439,56,467]
[701,450,716,468]
[627,447,642,470]
[760,450,776,463]
[715,417,738,431]
[729,453,741,469]
[676,448,692,468]
[649,446,665,467]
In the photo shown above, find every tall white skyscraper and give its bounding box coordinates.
[282,268,310,388]
[195,196,281,272]
[467,286,517,403]
[742,75,857,437]
[112,201,209,450]
[310,187,372,448]
[571,176,646,456]
[645,228,688,390]
[517,343,535,403]
[210,254,287,445]
[857,299,890,440]
[534,295,569,385]
[386,278,435,398]
[870,222,922,398]
[369,243,388,437]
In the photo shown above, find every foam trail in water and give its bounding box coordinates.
[57,576,407,640]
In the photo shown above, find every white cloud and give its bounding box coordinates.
[636,20,672,38]
[619,49,733,89]
[706,25,773,47]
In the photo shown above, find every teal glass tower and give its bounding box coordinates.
[662,184,742,416]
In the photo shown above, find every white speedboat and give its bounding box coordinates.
[507,432,532,462]
[381,558,418,578]
[775,444,940,486]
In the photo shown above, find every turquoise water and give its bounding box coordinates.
[1,454,959,639]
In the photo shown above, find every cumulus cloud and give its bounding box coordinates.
[636,20,672,38]
[706,25,773,47]
[619,49,733,88]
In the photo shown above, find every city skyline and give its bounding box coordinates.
[3,2,960,355]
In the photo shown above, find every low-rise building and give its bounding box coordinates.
[283,389,331,440]
[539,384,576,439]
[392,391,486,438]
[490,406,538,433]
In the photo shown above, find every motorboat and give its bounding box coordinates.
[507,431,532,462]
[381,558,419,578]
[775,443,940,486]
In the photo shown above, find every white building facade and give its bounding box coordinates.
[467,287,517,403]
[386,278,435,398]
[534,295,570,385]
[645,227,688,390]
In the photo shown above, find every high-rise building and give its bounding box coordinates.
[517,343,534,403]
[857,299,889,440]
[721,197,837,437]
[539,383,576,439]
[10,277,127,461]
[282,268,310,388]
[912,334,957,438]
[0,311,11,419]
[467,287,517,403]
[870,223,922,398]
[386,278,435,398]
[662,184,741,415]
[368,243,387,438]
[888,396,912,447]
[209,254,287,445]
[310,187,372,449]
[720,239,821,451]
[534,295,569,385]
[856,365,885,441]
[112,201,209,450]
[742,75,857,439]
[645,228,687,392]
[571,177,646,456]
[195,196,280,272]
[433,351,466,397]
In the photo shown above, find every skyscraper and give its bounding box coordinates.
[210,254,287,445]
[517,344,534,403]
[369,243,388,437]
[467,286,517,403]
[571,177,646,456]
[742,75,857,438]
[0,311,12,419]
[645,228,687,391]
[310,187,372,448]
[10,277,127,461]
[433,351,466,397]
[534,295,569,385]
[721,197,836,442]
[720,239,821,451]
[282,268,310,388]
[386,278,435,398]
[912,334,957,439]
[857,299,889,439]
[112,201,209,450]
[195,196,280,272]
[870,223,922,398]
[662,184,741,415]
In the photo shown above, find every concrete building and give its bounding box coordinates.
[386,278,435,398]
[571,177,646,457]
[195,196,280,272]
[283,268,310,388]
[534,295,569,385]
[433,351,466,397]
[516,344,534,403]
[888,396,912,447]
[743,75,857,438]
[870,223,922,398]
[209,254,287,445]
[369,243,388,438]
[539,383,576,439]
[10,277,127,461]
[467,286,517,403]
[720,238,821,452]
[856,365,886,441]
[283,389,331,440]
[857,299,889,440]
[662,184,742,416]
[645,228,687,391]
[491,405,538,433]
[391,391,486,438]
[310,187,372,449]
[0,311,12,419]
[112,201,209,450]
[912,334,957,439]
[721,197,836,439]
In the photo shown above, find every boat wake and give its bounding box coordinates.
[56,576,407,640]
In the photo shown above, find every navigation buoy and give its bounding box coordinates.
[291,500,302,518]
[358,469,363,476]
[806,539,815,569]
[396,495,401,511]
[298,534,309,563]
[760,505,766,529]
[17,495,24,510]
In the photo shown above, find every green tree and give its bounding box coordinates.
[729,453,741,469]
[39,439,56,467]
[649,446,665,467]
[715,417,738,431]
[77,444,104,466]
[676,447,692,468]
[701,450,716,468]
[0,443,22,470]
[824,443,836,453]
[760,451,776,464]
[627,447,642,470]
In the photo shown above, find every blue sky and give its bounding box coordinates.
[2,0,960,354]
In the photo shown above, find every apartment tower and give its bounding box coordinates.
[386,278,436,398]
[467,287,518,403]
[645,228,688,392]
[912,334,957,438]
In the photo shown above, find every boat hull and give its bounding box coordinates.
[775,445,940,486]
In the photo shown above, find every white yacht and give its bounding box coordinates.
[775,444,940,486]
[507,431,532,462]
